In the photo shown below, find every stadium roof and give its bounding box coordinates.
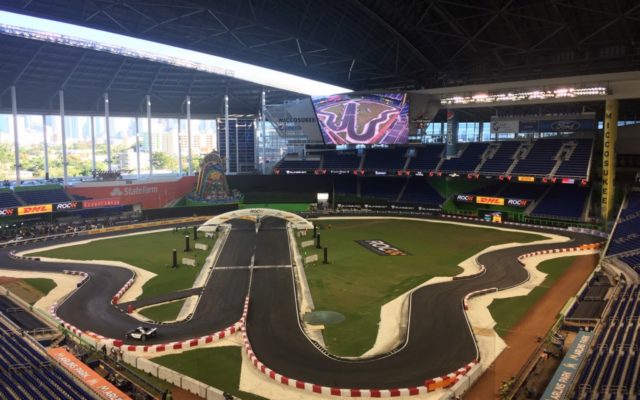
[1,0,639,116]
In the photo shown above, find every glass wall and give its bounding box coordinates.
[0,113,219,184]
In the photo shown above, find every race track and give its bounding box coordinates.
[0,216,600,390]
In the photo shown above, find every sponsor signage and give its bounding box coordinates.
[412,171,424,177]
[0,208,16,217]
[284,170,309,175]
[541,331,593,400]
[455,194,476,203]
[506,198,529,208]
[47,347,131,400]
[329,169,351,175]
[55,201,80,211]
[517,176,535,182]
[374,170,388,176]
[476,196,505,206]
[490,118,520,134]
[17,204,52,216]
[356,239,408,256]
[83,198,121,209]
[562,178,576,184]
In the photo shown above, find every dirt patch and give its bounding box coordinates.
[464,254,598,400]
[0,278,45,305]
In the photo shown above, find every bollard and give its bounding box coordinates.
[172,249,177,268]
[323,247,328,264]
[316,233,321,249]
[185,235,190,252]
[313,224,317,238]
[193,225,198,240]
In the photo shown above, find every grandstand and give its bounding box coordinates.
[531,184,590,220]
[572,284,640,399]
[0,316,93,399]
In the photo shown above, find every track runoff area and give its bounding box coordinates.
[3,210,602,399]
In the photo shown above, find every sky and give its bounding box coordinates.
[0,10,352,97]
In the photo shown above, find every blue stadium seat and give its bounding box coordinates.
[479,141,520,175]
[0,191,22,208]
[512,139,564,176]
[439,142,488,173]
[407,145,443,171]
[363,148,406,170]
[555,139,594,178]
[323,152,361,170]
[15,188,72,205]
[531,184,589,219]
[399,178,444,206]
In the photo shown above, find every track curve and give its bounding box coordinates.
[0,216,601,390]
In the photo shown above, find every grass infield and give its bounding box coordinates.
[138,299,186,322]
[24,278,56,297]
[488,256,576,338]
[300,219,543,356]
[32,230,215,300]
[153,347,267,400]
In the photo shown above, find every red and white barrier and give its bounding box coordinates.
[111,273,136,305]
[517,243,601,265]
[463,288,498,310]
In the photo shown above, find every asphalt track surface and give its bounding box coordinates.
[0,216,600,389]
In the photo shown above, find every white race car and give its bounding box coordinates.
[126,327,157,341]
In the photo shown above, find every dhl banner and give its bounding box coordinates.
[47,347,131,400]
[18,203,53,216]
[476,196,505,206]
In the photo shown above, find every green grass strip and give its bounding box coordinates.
[153,347,267,400]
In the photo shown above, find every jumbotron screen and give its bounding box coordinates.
[311,93,409,145]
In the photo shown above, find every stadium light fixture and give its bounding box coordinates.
[0,11,352,97]
[440,86,608,105]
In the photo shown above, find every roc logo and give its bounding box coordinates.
[356,240,408,256]
[507,199,529,207]
[0,208,15,217]
[55,202,79,210]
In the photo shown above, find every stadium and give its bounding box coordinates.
[0,1,638,400]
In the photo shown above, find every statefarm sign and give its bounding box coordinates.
[65,176,196,209]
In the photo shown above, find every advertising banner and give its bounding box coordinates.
[506,198,529,208]
[490,117,519,133]
[54,201,81,211]
[476,196,505,206]
[517,176,535,182]
[83,198,121,209]
[47,347,131,400]
[541,331,593,400]
[356,239,408,256]
[537,118,596,132]
[455,194,476,203]
[66,176,196,209]
[0,207,16,217]
[17,204,52,216]
[602,99,617,220]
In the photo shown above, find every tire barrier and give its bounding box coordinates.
[463,288,498,311]
[7,250,40,262]
[240,296,476,396]
[425,360,478,392]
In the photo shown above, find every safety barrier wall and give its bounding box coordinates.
[463,288,498,310]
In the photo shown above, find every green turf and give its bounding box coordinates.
[23,278,56,296]
[300,219,543,356]
[489,256,576,338]
[240,203,310,212]
[153,347,267,400]
[30,230,215,299]
[138,300,185,322]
